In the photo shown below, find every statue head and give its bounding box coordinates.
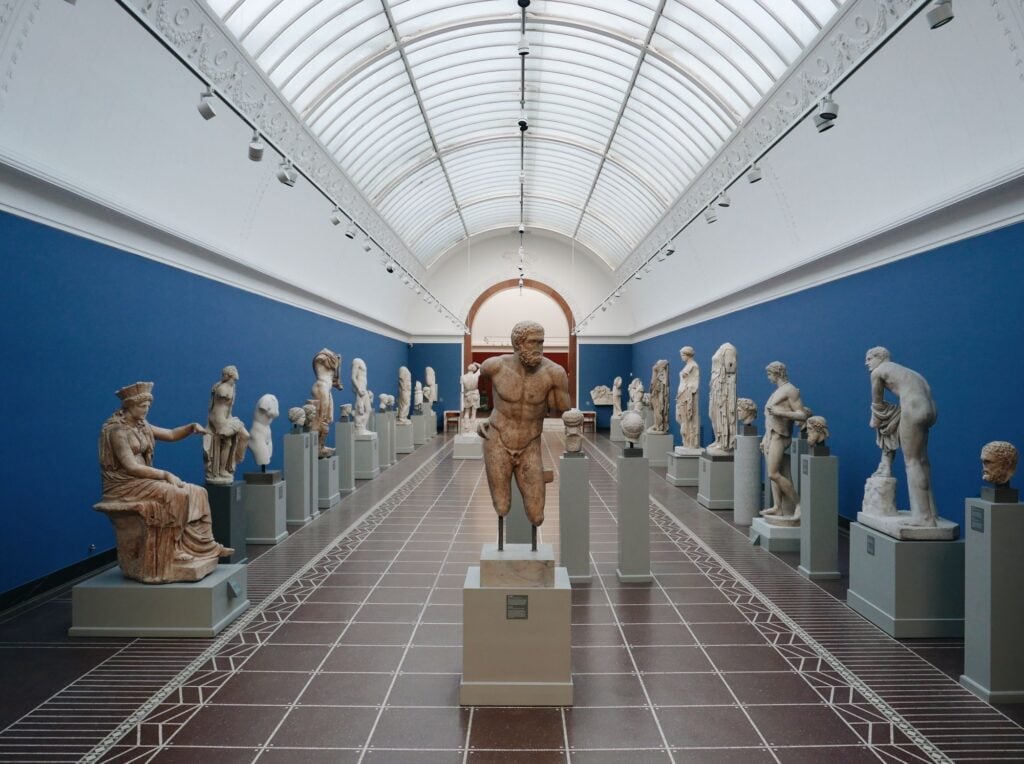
[511,319,545,369]
[116,381,155,419]
[302,402,318,429]
[339,403,353,420]
[680,346,694,361]
[736,398,757,424]
[467,362,480,373]
[765,361,788,383]
[221,365,239,382]
[613,376,622,387]
[981,441,1018,486]
[806,416,830,446]
[654,359,669,378]
[562,408,584,427]
[288,407,306,428]
[865,346,891,372]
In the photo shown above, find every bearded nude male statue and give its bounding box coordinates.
[478,320,571,551]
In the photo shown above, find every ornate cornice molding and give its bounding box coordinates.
[616,0,922,280]
[0,0,39,114]
[122,0,424,280]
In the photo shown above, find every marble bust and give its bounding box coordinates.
[311,348,342,457]
[203,365,250,484]
[647,359,670,434]
[288,406,306,433]
[707,342,737,455]
[302,402,318,433]
[338,403,353,421]
[806,416,830,447]
[981,441,1017,486]
[562,408,584,453]
[620,410,644,446]
[736,398,757,426]
[248,393,279,469]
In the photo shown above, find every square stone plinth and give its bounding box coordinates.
[70,565,249,638]
[697,453,734,510]
[857,511,959,541]
[642,432,673,467]
[318,455,341,510]
[243,479,287,544]
[461,566,572,706]
[750,517,801,553]
[395,421,414,453]
[666,450,700,487]
[480,543,555,588]
[354,432,380,480]
[610,415,624,442]
[454,433,483,460]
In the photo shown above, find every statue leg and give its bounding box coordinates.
[482,434,513,520]
[901,420,937,526]
[514,437,546,527]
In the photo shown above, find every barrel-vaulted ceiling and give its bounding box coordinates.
[208,0,845,267]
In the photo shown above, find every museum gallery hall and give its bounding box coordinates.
[2,0,1024,761]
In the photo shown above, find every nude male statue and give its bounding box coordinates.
[311,348,342,457]
[460,362,481,434]
[477,320,571,550]
[759,362,809,523]
[866,346,939,526]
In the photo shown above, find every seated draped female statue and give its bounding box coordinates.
[96,381,233,583]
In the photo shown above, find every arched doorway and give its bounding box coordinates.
[464,279,577,407]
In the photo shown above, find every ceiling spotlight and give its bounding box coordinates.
[818,95,838,121]
[927,0,953,28]
[601,305,608,312]
[385,260,395,274]
[276,160,297,187]
[634,272,643,281]
[664,244,675,257]
[344,222,357,239]
[656,251,666,262]
[330,207,344,226]
[248,130,264,162]
[401,275,410,285]
[814,113,835,133]
[518,109,528,132]
[519,170,526,184]
[717,193,731,208]
[362,236,373,252]
[414,286,422,295]
[705,207,718,224]
[518,34,530,56]
[747,164,762,183]
[615,289,623,297]
[517,0,530,7]
[197,86,216,120]
[517,223,525,234]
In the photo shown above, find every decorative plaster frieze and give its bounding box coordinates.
[616,0,922,280]
[123,0,424,280]
[0,0,39,114]
[990,0,1024,86]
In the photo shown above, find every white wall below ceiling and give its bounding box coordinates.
[471,287,571,350]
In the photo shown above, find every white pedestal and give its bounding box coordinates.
[506,480,532,545]
[318,455,341,510]
[666,450,700,487]
[395,421,414,453]
[387,412,398,465]
[617,452,651,582]
[697,453,734,510]
[461,565,572,706]
[610,415,624,442]
[307,432,320,520]
[642,408,654,431]
[355,432,380,479]
[790,437,810,498]
[750,517,801,553]
[70,565,249,638]
[798,454,840,580]
[961,497,1024,703]
[454,433,483,460]
[335,421,355,495]
[376,413,391,471]
[733,434,761,527]
[559,454,591,583]
[284,432,312,530]
[847,522,964,638]
[243,474,287,544]
[412,413,428,445]
[642,432,673,467]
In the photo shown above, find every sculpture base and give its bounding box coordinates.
[697,453,734,510]
[454,433,483,460]
[798,455,841,581]
[480,543,554,588]
[395,421,414,453]
[758,511,801,528]
[243,478,287,545]
[284,433,313,530]
[376,414,391,472]
[666,450,700,487]
[354,432,380,480]
[70,565,249,638]
[335,421,355,494]
[610,415,624,442]
[733,434,760,527]
[207,481,247,565]
[307,432,320,519]
[461,566,572,706]
[318,456,341,510]
[617,453,651,582]
[642,432,673,467]
[412,413,429,445]
[559,454,591,583]
[847,522,964,638]
[750,517,801,553]
[856,511,959,541]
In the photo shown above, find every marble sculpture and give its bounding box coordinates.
[414,381,423,414]
[806,416,830,447]
[628,378,644,412]
[203,365,250,484]
[612,376,623,417]
[352,358,371,435]
[397,366,412,424]
[424,366,436,411]
[675,347,700,449]
[311,348,342,457]
[460,362,482,434]
[302,402,317,433]
[707,342,738,455]
[737,398,757,426]
[288,406,306,433]
[759,362,809,526]
[648,359,670,434]
[620,410,644,446]
[248,393,279,469]
[981,441,1017,486]
[562,408,584,453]
[96,382,232,583]
[590,385,615,406]
[339,403,353,421]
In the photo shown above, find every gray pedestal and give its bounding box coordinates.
[368,411,376,434]
[790,437,810,498]
[412,413,428,445]
[308,432,320,520]
[207,481,247,564]
[617,452,652,582]
[506,481,532,545]
[335,421,355,495]
[847,522,964,638]
[243,473,287,544]
[377,413,391,471]
[798,455,840,580]
[284,432,312,530]
[733,434,761,527]
[318,455,341,510]
[960,497,1024,703]
[642,408,654,431]
[666,450,700,487]
[697,454,734,510]
[610,415,624,442]
[642,432,673,467]
[749,517,801,553]
[355,432,380,479]
[386,412,398,465]
[395,421,414,453]
[559,454,591,583]
[70,565,249,638]
[454,433,483,460]
[460,566,572,705]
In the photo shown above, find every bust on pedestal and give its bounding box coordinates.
[243,394,287,544]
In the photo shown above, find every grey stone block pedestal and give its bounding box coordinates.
[610,415,624,442]
[335,421,355,495]
[243,472,287,544]
[412,413,428,445]
[617,451,651,582]
[377,414,391,472]
[307,432,320,519]
[207,481,247,564]
[395,422,414,454]
[847,522,964,638]
[318,456,341,510]
[749,517,800,553]
[70,565,249,638]
[666,450,700,487]
[387,412,398,465]
[355,432,380,479]
[642,432,673,467]
[284,432,313,530]
[961,496,1024,703]
[454,433,483,459]
[697,453,734,510]
[559,453,590,583]
[798,453,840,580]
[733,434,761,526]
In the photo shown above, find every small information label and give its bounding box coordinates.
[802,460,808,475]
[866,535,875,556]
[971,506,985,533]
[506,595,528,620]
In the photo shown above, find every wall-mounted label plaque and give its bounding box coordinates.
[866,535,875,556]
[970,506,985,533]
[506,595,528,620]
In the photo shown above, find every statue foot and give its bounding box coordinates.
[173,551,195,562]
[761,507,779,516]
[218,546,235,557]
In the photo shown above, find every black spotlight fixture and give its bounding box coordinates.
[927,0,953,29]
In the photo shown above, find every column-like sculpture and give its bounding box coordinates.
[759,362,809,525]
[397,366,412,424]
[203,366,250,484]
[311,348,342,457]
[707,342,738,455]
[612,376,623,417]
[352,358,371,435]
[460,362,481,434]
[562,409,584,453]
[675,347,700,449]
[247,394,280,471]
[647,360,670,433]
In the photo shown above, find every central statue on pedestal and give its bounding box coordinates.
[478,320,571,551]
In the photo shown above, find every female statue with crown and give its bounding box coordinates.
[96,381,233,583]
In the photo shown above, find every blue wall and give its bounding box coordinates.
[0,211,408,595]
[578,344,632,429]
[407,342,462,430]
[633,222,1024,527]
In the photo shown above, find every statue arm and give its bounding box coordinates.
[152,422,206,442]
[772,389,809,421]
[110,429,179,483]
[548,367,572,415]
[479,356,500,380]
[869,372,886,427]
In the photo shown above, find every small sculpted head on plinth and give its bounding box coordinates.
[288,406,306,433]
[981,441,1018,487]
[736,398,757,425]
[621,410,644,447]
[806,416,830,447]
[302,402,318,433]
[562,408,584,453]
[339,403,353,421]
[248,393,280,469]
